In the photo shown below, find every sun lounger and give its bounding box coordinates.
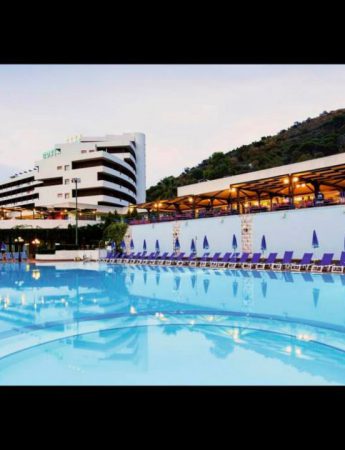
[255,253,278,270]
[21,251,28,261]
[154,252,168,265]
[310,253,334,272]
[290,253,313,271]
[147,252,160,265]
[242,252,261,269]
[165,252,185,266]
[208,252,223,268]
[228,252,250,269]
[271,251,294,271]
[171,252,186,265]
[177,252,197,266]
[123,252,135,263]
[331,252,345,273]
[4,252,12,262]
[222,252,240,269]
[216,252,232,268]
[190,252,209,267]
[133,251,147,264]
[128,252,142,263]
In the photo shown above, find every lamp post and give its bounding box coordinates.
[71,178,81,247]
[14,236,24,263]
[31,238,40,259]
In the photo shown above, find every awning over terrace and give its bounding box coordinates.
[135,160,345,215]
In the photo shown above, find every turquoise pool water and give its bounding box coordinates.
[0,262,344,385]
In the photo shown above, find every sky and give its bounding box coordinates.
[1,64,345,188]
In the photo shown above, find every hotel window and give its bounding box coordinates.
[65,193,70,199]
[65,179,70,185]
[57,166,62,170]
[81,150,87,154]
[64,165,70,171]
[57,193,63,198]
[89,150,95,153]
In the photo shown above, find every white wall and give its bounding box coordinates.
[36,249,106,261]
[129,205,345,259]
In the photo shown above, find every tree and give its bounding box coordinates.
[103,222,128,250]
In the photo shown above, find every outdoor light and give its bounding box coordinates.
[292,176,299,183]
[283,178,289,184]
[188,196,193,203]
[71,178,81,246]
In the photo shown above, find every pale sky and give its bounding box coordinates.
[1,64,345,187]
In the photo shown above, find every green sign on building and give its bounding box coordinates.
[43,148,61,159]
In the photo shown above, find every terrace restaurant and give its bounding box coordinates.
[131,153,345,224]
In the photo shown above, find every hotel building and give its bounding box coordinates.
[0,133,146,211]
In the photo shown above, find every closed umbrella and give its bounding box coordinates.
[175,237,180,251]
[155,239,160,252]
[232,234,238,251]
[312,230,319,260]
[312,230,319,248]
[203,235,209,250]
[143,239,147,251]
[130,239,134,250]
[261,235,267,253]
[191,238,196,253]
[120,240,126,252]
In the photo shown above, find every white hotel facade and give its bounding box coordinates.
[0,132,146,211]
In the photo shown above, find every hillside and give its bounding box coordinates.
[146,108,345,201]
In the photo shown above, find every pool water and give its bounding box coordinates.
[0,262,344,385]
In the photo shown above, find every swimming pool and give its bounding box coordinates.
[0,262,344,385]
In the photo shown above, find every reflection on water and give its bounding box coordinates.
[0,262,344,385]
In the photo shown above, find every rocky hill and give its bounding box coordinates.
[146,109,345,201]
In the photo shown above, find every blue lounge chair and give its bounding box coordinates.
[311,253,334,272]
[242,252,261,269]
[221,252,239,269]
[21,251,28,261]
[170,252,185,265]
[137,252,155,264]
[13,252,19,262]
[154,252,168,265]
[271,251,294,271]
[290,253,313,271]
[255,253,278,270]
[165,252,184,266]
[208,252,223,268]
[216,252,232,268]
[331,252,345,273]
[129,252,142,263]
[123,252,135,263]
[190,252,209,267]
[109,252,121,263]
[228,252,250,269]
[134,251,147,264]
[160,252,177,265]
[177,252,197,266]
[5,252,13,261]
[148,252,160,265]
